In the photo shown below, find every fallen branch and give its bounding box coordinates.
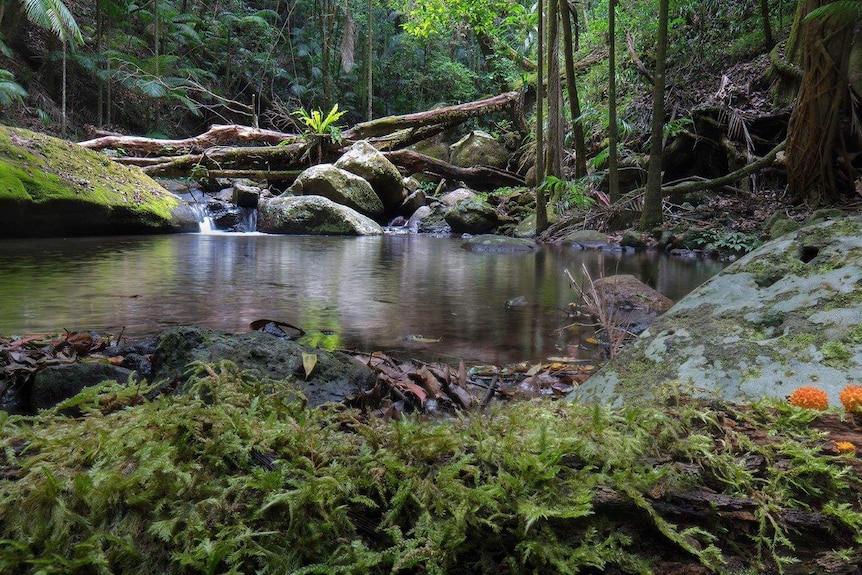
[79,124,300,154]
[626,32,655,85]
[384,149,525,190]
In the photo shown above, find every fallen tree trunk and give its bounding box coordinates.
[384,149,525,190]
[343,91,523,140]
[79,124,300,154]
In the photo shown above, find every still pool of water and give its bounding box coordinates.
[0,234,727,364]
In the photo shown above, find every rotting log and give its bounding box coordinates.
[79,124,300,154]
[384,149,525,190]
[343,91,523,140]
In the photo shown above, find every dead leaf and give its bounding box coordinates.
[302,352,318,379]
[399,381,427,405]
[447,384,473,409]
[409,367,441,398]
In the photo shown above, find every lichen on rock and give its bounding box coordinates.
[573,216,862,406]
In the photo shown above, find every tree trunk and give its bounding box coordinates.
[608,0,621,203]
[366,0,373,120]
[785,0,855,206]
[640,0,670,230]
[547,0,563,183]
[561,1,587,178]
[535,0,549,234]
[760,0,775,48]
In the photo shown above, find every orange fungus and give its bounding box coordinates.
[788,386,829,410]
[839,386,862,414]
[835,441,856,454]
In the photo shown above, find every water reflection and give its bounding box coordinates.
[0,235,727,364]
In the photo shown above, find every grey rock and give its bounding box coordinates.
[461,234,539,253]
[445,198,499,234]
[30,363,134,411]
[572,216,862,406]
[439,188,476,207]
[335,141,406,211]
[151,327,375,406]
[288,164,384,219]
[449,130,510,169]
[258,195,383,235]
[232,182,261,208]
[562,229,609,249]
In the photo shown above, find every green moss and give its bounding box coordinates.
[848,325,862,345]
[1,362,860,574]
[0,126,179,231]
[821,341,851,367]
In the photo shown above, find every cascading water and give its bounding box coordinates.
[187,202,216,234]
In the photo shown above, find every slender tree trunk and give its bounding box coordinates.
[608,0,621,203]
[547,0,563,184]
[96,0,103,127]
[62,41,68,137]
[640,0,669,230]
[366,0,372,120]
[561,1,587,178]
[535,0,548,234]
[760,0,774,48]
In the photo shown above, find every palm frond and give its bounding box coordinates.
[20,0,83,45]
[803,0,862,25]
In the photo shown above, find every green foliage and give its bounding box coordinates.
[0,70,28,107]
[293,104,347,140]
[1,364,859,574]
[803,1,862,25]
[20,0,83,45]
[693,229,763,254]
[539,175,595,216]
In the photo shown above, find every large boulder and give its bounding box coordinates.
[449,130,510,169]
[288,163,384,219]
[572,216,862,406]
[150,327,376,406]
[258,195,383,235]
[0,126,195,237]
[335,140,406,211]
[28,363,134,411]
[445,198,499,234]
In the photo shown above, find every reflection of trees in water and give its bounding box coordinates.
[0,235,727,364]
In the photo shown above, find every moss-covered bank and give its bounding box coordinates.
[1,362,860,574]
[0,127,194,237]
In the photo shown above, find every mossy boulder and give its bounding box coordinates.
[448,130,510,169]
[444,198,499,234]
[288,163,384,220]
[257,195,383,235]
[573,216,862,406]
[334,140,406,211]
[150,326,375,406]
[0,126,195,237]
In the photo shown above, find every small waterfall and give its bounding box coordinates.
[240,207,258,232]
[187,202,216,234]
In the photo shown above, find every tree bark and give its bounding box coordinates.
[639,0,670,230]
[79,124,301,153]
[785,0,855,206]
[384,150,525,190]
[535,0,549,234]
[561,1,587,178]
[343,91,522,140]
[608,0,621,203]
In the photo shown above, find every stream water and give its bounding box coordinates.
[0,233,727,364]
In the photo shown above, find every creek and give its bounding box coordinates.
[0,234,726,364]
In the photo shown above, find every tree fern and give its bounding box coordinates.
[803,0,862,24]
[20,0,82,45]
